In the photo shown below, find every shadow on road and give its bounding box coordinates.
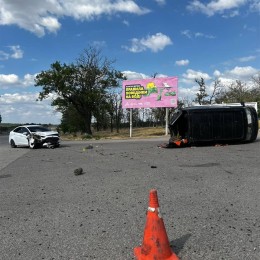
[170,233,192,254]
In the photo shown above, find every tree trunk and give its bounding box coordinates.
[110,115,113,132]
[84,111,92,135]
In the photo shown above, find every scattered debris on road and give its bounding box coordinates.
[83,145,93,151]
[74,167,84,176]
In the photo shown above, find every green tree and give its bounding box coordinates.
[151,108,166,126]
[93,101,111,131]
[216,76,260,117]
[216,80,251,103]
[252,73,260,88]
[106,92,123,133]
[215,80,253,104]
[59,105,86,133]
[194,77,222,105]
[194,77,208,105]
[251,74,260,116]
[35,46,125,135]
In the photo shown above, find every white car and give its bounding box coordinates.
[9,125,60,149]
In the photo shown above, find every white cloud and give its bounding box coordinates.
[0,73,36,89]
[0,45,24,60]
[179,85,198,100]
[155,73,170,78]
[213,70,222,77]
[91,41,106,48]
[222,10,240,17]
[1,92,37,104]
[0,92,61,124]
[23,74,37,86]
[181,66,259,87]
[0,74,19,85]
[181,30,215,39]
[122,70,169,80]
[194,32,216,39]
[0,0,150,37]
[175,59,190,66]
[9,45,24,59]
[250,0,260,13]
[227,66,258,78]
[40,17,61,34]
[123,20,129,26]
[187,0,247,16]
[155,0,166,6]
[0,51,9,61]
[182,69,211,83]
[238,55,256,62]
[123,33,172,53]
[214,77,234,86]
[123,70,149,80]
[181,30,192,39]
[243,24,257,32]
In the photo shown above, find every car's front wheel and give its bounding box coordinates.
[10,139,17,148]
[29,137,38,149]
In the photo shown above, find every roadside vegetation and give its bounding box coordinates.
[61,126,167,140]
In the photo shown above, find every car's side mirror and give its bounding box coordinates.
[23,132,29,135]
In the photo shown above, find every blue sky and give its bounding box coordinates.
[0,0,259,124]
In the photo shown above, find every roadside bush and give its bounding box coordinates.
[82,134,92,140]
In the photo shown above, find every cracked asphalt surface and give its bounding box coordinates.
[0,135,260,260]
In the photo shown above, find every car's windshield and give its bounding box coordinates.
[27,126,50,132]
[170,109,182,125]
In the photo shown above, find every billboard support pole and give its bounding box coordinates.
[165,107,169,136]
[130,108,133,138]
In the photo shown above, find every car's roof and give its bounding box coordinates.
[18,125,43,127]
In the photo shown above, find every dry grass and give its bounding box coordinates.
[61,127,168,140]
[62,121,260,141]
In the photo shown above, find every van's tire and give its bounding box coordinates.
[10,139,17,148]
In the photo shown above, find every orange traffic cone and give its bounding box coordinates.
[134,189,179,260]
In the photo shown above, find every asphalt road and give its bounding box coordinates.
[0,134,260,260]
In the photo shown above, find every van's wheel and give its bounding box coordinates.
[29,137,37,149]
[10,139,17,148]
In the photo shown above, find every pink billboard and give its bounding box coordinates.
[122,77,178,108]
